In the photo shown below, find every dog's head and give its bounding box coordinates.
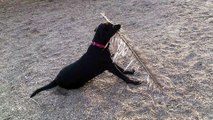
[93,22,121,46]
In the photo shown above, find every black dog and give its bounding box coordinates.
[30,22,141,98]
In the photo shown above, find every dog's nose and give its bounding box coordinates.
[114,24,121,30]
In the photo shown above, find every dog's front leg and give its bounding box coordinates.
[114,64,135,75]
[107,64,141,85]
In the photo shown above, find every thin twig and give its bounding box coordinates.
[101,13,163,89]
[30,98,41,107]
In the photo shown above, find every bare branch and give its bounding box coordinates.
[101,13,163,89]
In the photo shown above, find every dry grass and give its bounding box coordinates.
[0,0,213,120]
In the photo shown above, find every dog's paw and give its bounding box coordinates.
[128,80,141,85]
[123,69,135,75]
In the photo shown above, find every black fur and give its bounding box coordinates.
[30,23,141,98]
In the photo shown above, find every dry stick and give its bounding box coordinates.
[118,34,163,89]
[101,13,163,89]
[30,98,41,107]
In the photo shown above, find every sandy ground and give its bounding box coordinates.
[0,0,213,119]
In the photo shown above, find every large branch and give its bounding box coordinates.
[101,13,163,89]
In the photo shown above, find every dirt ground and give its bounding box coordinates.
[0,0,212,120]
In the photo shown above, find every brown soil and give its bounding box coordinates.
[0,0,212,119]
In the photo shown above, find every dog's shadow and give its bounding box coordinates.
[37,74,148,119]
[50,73,145,114]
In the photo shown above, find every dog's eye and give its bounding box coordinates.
[105,27,110,32]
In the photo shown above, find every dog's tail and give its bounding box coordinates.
[30,80,58,98]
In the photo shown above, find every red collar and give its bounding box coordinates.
[91,41,106,48]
